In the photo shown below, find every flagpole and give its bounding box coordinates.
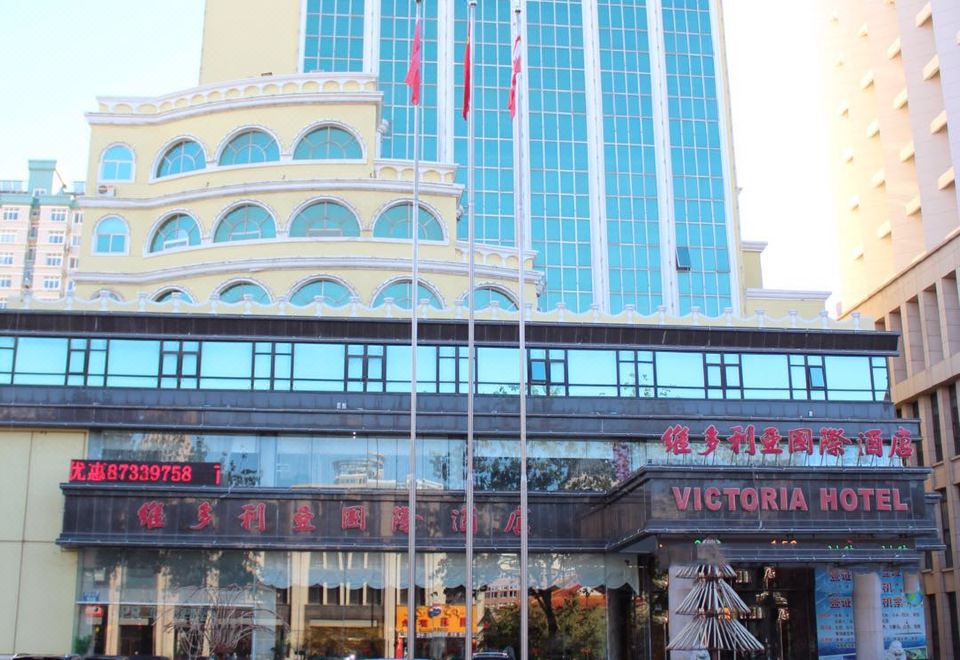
[407,2,422,659]
[512,4,530,660]
[464,2,477,660]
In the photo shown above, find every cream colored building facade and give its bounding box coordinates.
[819,0,960,656]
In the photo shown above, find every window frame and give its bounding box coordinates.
[98,144,136,183]
[92,216,129,255]
[213,205,277,244]
[155,139,207,179]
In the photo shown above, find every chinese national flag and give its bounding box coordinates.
[508,35,521,119]
[405,18,423,105]
[461,21,472,119]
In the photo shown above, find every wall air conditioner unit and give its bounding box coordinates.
[96,184,117,197]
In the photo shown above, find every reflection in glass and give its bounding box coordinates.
[75,549,637,660]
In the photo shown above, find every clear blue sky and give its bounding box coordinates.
[0,1,838,298]
[0,1,204,182]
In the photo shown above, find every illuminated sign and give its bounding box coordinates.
[68,459,222,486]
[670,485,911,513]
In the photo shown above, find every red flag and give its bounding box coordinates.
[508,34,521,119]
[461,20,472,120]
[405,18,423,106]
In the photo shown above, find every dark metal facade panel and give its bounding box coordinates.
[0,310,901,353]
[0,386,917,437]
[58,465,937,561]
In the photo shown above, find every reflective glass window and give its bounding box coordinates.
[373,281,442,310]
[379,0,439,161]
[154,289,194,304]
[655,351,704,397]
[289,202,360,238]
[292,343,345,391]
[93,216,128,254]
[469,288,518,311]
[13,337,68,385]
[200,342,253,389]
[150,214,201,252]
[218,130,280,166]
[452,0,516,246]
[156,140,205,178]
[106,340,160,388]
[290,280,352,307]
[477,346,519,394]
[214,205,276,243]
[385,345,438,393]
[567,350,617,396]
[293,126,362,160]
[825,356,872,400]
[98,145,134,182]
[218,283,270,304]
[372,203,443,241]
[740,354,790,399]
[302,0,365,73]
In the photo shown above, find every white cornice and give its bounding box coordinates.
[72,255,545,285]
[740,240,768,253]
[87,73,383,126]
[87,93,383,126]
[78,177,464,210]
[745,288,830,301]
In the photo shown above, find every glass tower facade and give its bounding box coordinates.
[661,0,730,316]
[598,0,661,314]
[301,0,735,315]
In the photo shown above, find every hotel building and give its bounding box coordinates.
[0,1,936,659]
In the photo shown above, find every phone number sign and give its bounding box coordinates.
[68,459,222,486]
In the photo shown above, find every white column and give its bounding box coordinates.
[853,571,884,660]
[646,0,679,315]
[668,564,695,660]
[580,0,610,313]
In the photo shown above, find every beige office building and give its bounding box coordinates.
[819,0,960,656]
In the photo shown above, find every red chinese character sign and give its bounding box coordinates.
[656,425,915,467]
[189,501,214,531]
[137,501,166,530]
[341,505,367,531]
[239,503,266,533]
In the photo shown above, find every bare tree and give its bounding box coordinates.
[162,584,286,660]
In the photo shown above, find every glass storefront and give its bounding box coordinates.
[74,549,648,660]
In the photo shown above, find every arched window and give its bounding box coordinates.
[219,282,270,304]
[155,289,194,303]
[372,203,443,241]
[290,280,352,307]
[218,130,280,166]
[289,201,360,238]
[214,205,276,243]
[373,281,442,310]
[93,216,128,254]
[99,145,134,182]
[150,214,202,253]
[293,126,362,160]
[156,140,206,177]
[471,287,518,311]
[93,289,122,302]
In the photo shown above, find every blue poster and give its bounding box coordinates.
[815,568,927,659]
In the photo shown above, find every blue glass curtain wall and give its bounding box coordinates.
[0,335,888,403]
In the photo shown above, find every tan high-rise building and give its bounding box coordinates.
[819,0,960,656]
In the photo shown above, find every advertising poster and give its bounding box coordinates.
[815,568,927,659]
